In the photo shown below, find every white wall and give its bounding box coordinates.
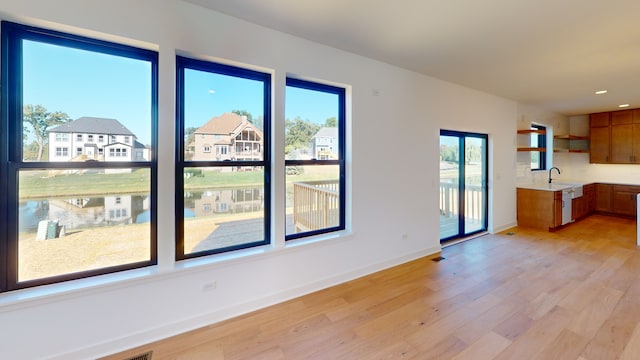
[0,1,518,358]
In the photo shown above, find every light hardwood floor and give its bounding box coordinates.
[103,214,640,360]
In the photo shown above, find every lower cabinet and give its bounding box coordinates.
[517,188,563,231]
[594,183,640,217]
[572,183,595,220]
[612,185,640,216]
[518,182,640,232]
[595,183,613,212]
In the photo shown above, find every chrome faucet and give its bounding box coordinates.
[548,167,560,183]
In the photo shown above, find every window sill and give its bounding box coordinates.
[175,229,354,271]
[0,266,159,312]
[285,229,353,249]
[0,230,354,312]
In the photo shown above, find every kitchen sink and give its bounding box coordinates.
[552,182,583,198]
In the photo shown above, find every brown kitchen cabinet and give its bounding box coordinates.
[595,183,613,212]
[572,183,595,220]
[594,183,640,217]
[612,184,640,216]
[610,123,633,163]
[585,183,596,213]
[517,188,563,230]
[591,109,640,164]
[610,110,640,163]
[590,112,611,163]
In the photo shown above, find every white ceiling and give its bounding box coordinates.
[184,0,640,116]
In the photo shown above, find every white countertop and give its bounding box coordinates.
[517,181,591,191]
[517,180,640,192]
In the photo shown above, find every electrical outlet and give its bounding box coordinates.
[202,281,217,292]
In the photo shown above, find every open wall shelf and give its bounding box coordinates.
[553,134,589,153]
[517,147,547,152]
[517,129,546,135]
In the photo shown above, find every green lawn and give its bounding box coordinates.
[19,169,152,198]
[19,166,340,199]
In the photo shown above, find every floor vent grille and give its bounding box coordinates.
[431,256,446,262]
[123,351,153,360]
[506,232,515,236]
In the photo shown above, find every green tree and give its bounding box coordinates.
[324,117,338,127]
[184,126,198,160]
[232,109,253,123]
[285,117,320,153]
[185,126,198,146]
[23,104,71,161]
[439,144,458,163]
[252,115,264,132]
[465,144,482,163]
[23,141,43,161]
[231,110,264,131]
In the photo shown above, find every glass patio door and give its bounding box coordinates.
[439,130,488,241]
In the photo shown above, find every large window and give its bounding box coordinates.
[176,56,270,259]
[285,78,346,239]
[0,21,157,291]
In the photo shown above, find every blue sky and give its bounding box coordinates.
[285,86,338,125]
[23,39,338,146]
[184,69,339,130]
[23,40,153,144]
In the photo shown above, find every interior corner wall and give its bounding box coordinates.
[0,1,518,358]
[515,103,569,184]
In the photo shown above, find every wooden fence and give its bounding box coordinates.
[292,180,339,232]
[439,181,484,221]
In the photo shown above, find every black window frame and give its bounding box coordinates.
[439,129,489,242]
[175,55,272,260]
[531,123,547,171]
[285,78,346,240]
[0,21,158,292]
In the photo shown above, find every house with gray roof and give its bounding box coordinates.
[310,127,338,160]
[47,117,148,162]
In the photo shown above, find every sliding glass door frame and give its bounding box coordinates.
[439,129,488,242]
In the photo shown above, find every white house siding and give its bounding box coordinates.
[47,125,143,162]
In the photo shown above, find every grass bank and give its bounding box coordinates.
[19,166,339,198]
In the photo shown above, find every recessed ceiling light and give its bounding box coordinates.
[619,104,630,108]
[595,90,608,95]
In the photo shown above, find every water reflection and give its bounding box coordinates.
[19,186,265,235]
[19,195,150,233]
[184,187,264,216]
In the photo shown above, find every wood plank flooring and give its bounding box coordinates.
[103,214,640,360]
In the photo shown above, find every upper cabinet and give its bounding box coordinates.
[590,112,611,163]
[590,109,640,164]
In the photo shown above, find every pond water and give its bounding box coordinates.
[19,186,264,233]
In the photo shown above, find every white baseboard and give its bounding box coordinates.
[52,246,440,360]
[490,221,517,234]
